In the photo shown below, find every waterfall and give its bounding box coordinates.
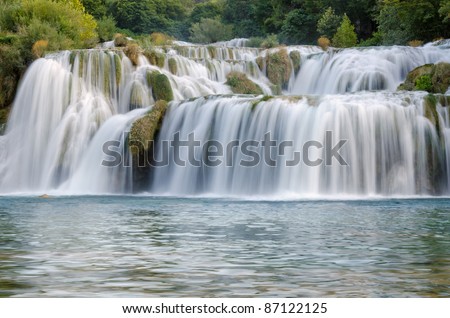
[0,40,449,197]
[290,46,450,94]
[149,93,448,197]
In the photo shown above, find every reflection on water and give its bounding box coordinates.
[0,196,449,297]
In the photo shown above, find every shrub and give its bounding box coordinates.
[124,43,140,66]
[317,36,330,50]
[189,18,233,44]
[246,37,264,48]
[97,16,117,42]
[31,39,48,58]
[332,14,357,48]
[408,40,423,47]
[114,33,128,47]
[150,32,173,46]
[261,34,279,49]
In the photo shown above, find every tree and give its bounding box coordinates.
[189,18,233,44]
[332,14,357,48]
[317,7,342,39]
[377,0,449,45]
[281,8,318,44]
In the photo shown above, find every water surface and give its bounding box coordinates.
[0,196,449,297]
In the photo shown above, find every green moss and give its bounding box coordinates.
[266,48,292,89]
[168,58,177,75]
[289,51,301,75]
[148,73,174,102]
[251,95,274,111]
[226,71,263,95]
[129,100,168,156]
[103,53,111,95]
[207,45,216,59]
[415,74,433,92]
[114,53,122,85]
[143,49,165,68]
[431,62,450,94]
[398,63,450,93]
[424,94,440,135]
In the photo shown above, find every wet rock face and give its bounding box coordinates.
[398,62,450,94]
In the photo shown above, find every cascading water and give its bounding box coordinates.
[0,40,449,196]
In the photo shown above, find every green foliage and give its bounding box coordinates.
[189,1,223,25]
[189,18,233,44]
[223,0,263,37]
[377,0,450,45]
[358,31,383,47]
[280,8,318,44]
[226,71,263,95]
[97,16,117,42]
[261,34,279,49]
[332,14,357,48]
[415,74,433,91]
[80,0,107,19]
[317,7,342,39]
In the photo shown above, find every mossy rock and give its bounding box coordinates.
[113,53,122,85]
[128,100,168,156]
[0,106,11,125]
[124,43,141,66]
[437,94,450,106]
[255,56,264,71]
[289,51,301,75]
[168,58,177,75]
[143,49,165,68]
[424,94,441,135]
[398,63,450,93]
[266,48,292,89]
[207,46,216,59]
[431,62,450,94]
[226,71,263,95]
[114,33,128,47]
[147,72,174,102]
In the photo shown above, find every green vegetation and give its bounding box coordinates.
[332,15,358,48]
[226,72,263,95]
[189,18,233,44]
[266,48,292,90]
[317,7,342,39]
[398,63,450,93]
[146,72,174,102]
[415,75,434,92]
[0,0,449,110]
[129,100,168,156]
